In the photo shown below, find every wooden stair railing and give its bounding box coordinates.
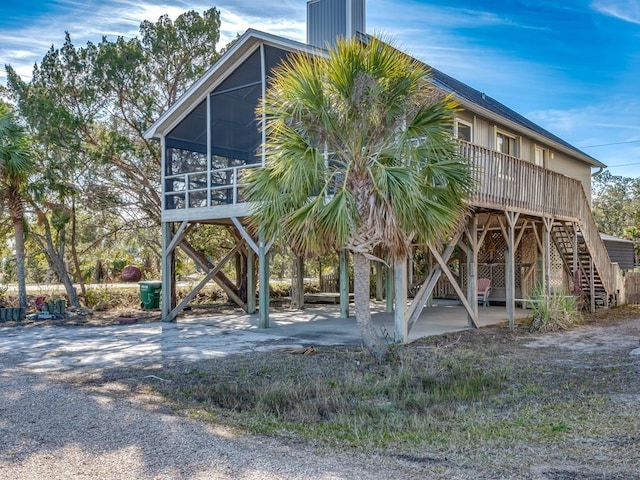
[550,222,607,304]
[459,140,614,299]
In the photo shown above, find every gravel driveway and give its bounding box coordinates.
[0,322,481,480]
[1,357,451,479]
[1,318,639,479]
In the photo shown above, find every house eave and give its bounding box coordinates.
[452,96,606,170]
[143,29,320,140]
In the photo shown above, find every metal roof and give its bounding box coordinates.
[428,66,605,168]
[600,233,634,244]
[145,28,605,169]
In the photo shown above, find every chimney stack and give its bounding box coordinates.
[307,0,366,49]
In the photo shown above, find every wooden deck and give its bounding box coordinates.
[159,140,619,327]
[461,141,615,297]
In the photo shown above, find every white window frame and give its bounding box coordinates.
[534,145,545,167]
[496,129,518,157]
[454,119,473,143]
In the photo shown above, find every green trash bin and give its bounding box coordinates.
[139,281,162,309]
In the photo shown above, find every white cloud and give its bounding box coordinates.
[528,98,640,176]
[528,98,640,137]
[1,0,307,84]
[369,0,550,35]
[592,0,640,23]
[217,8,304,47]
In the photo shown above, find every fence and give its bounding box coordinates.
[624,272,640,305]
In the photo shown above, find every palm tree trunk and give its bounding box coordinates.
[353,252,388,361]
[8,188,28,309]
[13,217,27,309]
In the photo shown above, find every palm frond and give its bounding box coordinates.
[246,36,473,261]
[0,103,34,185]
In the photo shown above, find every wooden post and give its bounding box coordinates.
[339,250,350,318]
[408,255,414,289]
[385,264,394,313]
[505,211,519,330]
[465,215,479,328]
[235,251,242,290]
[258,236,270,328]
[590,257,596,313]
[161,221,175,322]
[246,248,256,314]
[375,260,383,301]
[543,218,553,299]
[291,255,305,309]
[572,222,579,295]
[394,257,408,343]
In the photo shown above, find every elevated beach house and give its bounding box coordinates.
[144,0,625,341]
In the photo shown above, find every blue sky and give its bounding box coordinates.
[1,0,639,177]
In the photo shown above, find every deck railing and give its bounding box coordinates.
[162,141,615,296]
[164,163,260,210]
[459,141,614,295]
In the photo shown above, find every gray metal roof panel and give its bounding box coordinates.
[428,67,602,166]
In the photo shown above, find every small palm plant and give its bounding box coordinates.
[246,37,473,360]
[529,289,582,332]
[0,102,34,309]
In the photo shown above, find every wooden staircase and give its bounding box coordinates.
[550,221,608,306]
[460,140,619,309]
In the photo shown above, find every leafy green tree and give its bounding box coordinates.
[592,171,640,260]
[6,34,102,305]
[5,8,223,298]
[246,37,472,360]
[592,171,637,236]
[0,102,34,308]
[7,8,222,224]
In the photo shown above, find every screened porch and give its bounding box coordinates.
[162,44,291,221]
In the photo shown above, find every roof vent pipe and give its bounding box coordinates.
[307,0,366,49]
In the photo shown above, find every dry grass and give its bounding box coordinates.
[529,291,582,332]
[142,309,640,463]
[62,305,640,477]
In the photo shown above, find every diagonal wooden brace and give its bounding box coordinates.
[169,241,244,320]
[179,239,246,310]
[407,229,464,331]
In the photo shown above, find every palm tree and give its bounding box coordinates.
[0,102,34,309]
[246,37,473,360]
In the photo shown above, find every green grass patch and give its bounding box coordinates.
[147,329,640,451]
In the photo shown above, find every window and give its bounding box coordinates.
[496,131,517,156]
[455,120,472,142]
[534,146,544,167]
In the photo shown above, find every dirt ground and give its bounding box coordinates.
[2,304,639,479]
[123,306,640,479]
[0,302,247,327]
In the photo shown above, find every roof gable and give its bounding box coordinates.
[144,29,318,139]
[145,29,604,169]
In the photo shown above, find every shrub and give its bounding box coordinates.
[529,290,582,332]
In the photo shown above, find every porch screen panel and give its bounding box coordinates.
[165,99,207,209]
[208,45,292,206]
[264,45,290,86]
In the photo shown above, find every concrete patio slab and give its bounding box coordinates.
[0,300,530,373]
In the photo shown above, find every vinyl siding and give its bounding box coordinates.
[548,151,592,199]
[456,110,592,199]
